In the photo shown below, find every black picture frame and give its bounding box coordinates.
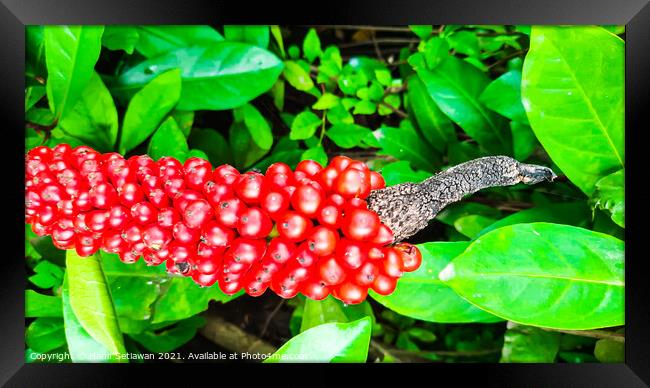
[2,0,648,386]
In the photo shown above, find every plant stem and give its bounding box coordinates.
[542,328,625,343]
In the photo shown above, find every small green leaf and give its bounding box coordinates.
[371,242,501,323]
[409,25,433,39]
[446,31,480,57]
[326,124,372,149]
[188,128,233,166]
[592,169,624,228]
[29,260,64,289]
[148,117,188,161]
[290,110,321,140]
[26,318,66,353]
[594,337,624,363]
[270,25,286,57]
[303,28,322,63]
[135,25,224,57]
[26,290,62,318]
[313,93,340,110]
[170,110,194,137]
[500,322,560,362]
[300,296,374,333]
[25,86,46,112]
[423,37,449,69]
[236,103,273,150]
[224,25,270,48]
[353,100,376,115]
[44,25,104,119]
[375,69,392,86]
[283,60,314,91]
[301,146,328,166]
[119,69,181,154]
[441,223,625,329]
[266,317,372,363]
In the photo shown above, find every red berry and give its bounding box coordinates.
[329,155,352,172]
[336,239,368,269]
[237,207,272,239]
[383,247,405,278]
[131,202,158,225]
[296,160,323,177]
[317,204,342,228]
[292,242,318,267]
[184,157,212,190]
[277,211,313,242]
[267,238,295,264]
[353,261,379,286]
[370,171,386,190]
[183,199,213,229]
[203,181,233,205]
[75,233,100,257]
[157,207,180,228]
[235,172,264,204]
[215,197,245,228]
[318,256,346,286]
[394,242,422,272]
[301,278,330,301]
[341,208,380,241]
[307,226,338,256]
[212,164,240,185]
[266,162,293,176]
[201,221,235,247]
[334,167,371,199]
[142,224,172,251]
[291,180,325,217]
[260,188,290,219]
[118,182,144,207]
[371,273,398,295]
[333,282,368,305]
[90,183,118,209]
[172,222,200,244]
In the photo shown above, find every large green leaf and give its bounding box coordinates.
[373,125,439,172]
[300,296,374,333]
[378,160,432,186]
[440,223,624,329]
[152,277,242,324]
[224,25,270,48]
[500,322,560,362]
[592,169,624,228]
[113,44,283,111]
[521,26,624,195]
[26,318,66,354]
[407,75,456,153]
[26,25,46,80]
[25,290,62,318]
[119,69,181,154]
[475,201,591,238]
[371,242,501,323]
[148,117,189,161]
[479,70,528,124]
[61,275,125,362]
[58,71,118,151]
[65,251,127,357]
[102,26,139,54]
[135,25,224,58]
[265,317,372,363]
[44,25,104,119]
[415,56,512,154]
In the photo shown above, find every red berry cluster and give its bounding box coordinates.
[25,144,422,304]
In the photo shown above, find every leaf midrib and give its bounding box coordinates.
[455,271,624,286]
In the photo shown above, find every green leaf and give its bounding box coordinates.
[152,277,242,323]
[327,124,372,149]
[423,37,449,69]
[510,121,537,161]
[129,316,206,353]
[148,117,189,161]
[266,317,372,363]
[119,69,182,154]
[371,242,501,323]
[44,25,104,119]
[409,25,433,39]
[379,161,432,186]
[300,296,374,333]
[407,75,456,153]
[415,56,512,154]
[236,103,273,150]
[592,169,624,228]
[26,108,56,126]
[135,25,224,57]
[26,290,62,318]
[283,60,314,91]
[26,25,46,80]
[290,110,321,140]
[26,86,46,112]
[446,31,480,57]
[475,202,591,239]
[440,223,625,329]
[353,100,377,115]
[66,250,127,356]
[521,26,624,195]
[100,252,168,326]
[170,110,194,137]
[373,125,439,171]
[229,121,269,169]
[270,79,285,111]
[61,275,125,362]
[312,93,340,110]
[303,28,322,62]
[454,214,498,238]
[26,318,66,353]
[270,25,286,57]
[436,202,502,226]
[188,128,233,166]
[29,260,64,289]
[224,25,270,48]
[102,26,139,54]
[301,146,328,166]
[594,337,624,363]
[500,322,560,362]
[479,70,528,123]
[58,71,118,151]
[113,44,283,111]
